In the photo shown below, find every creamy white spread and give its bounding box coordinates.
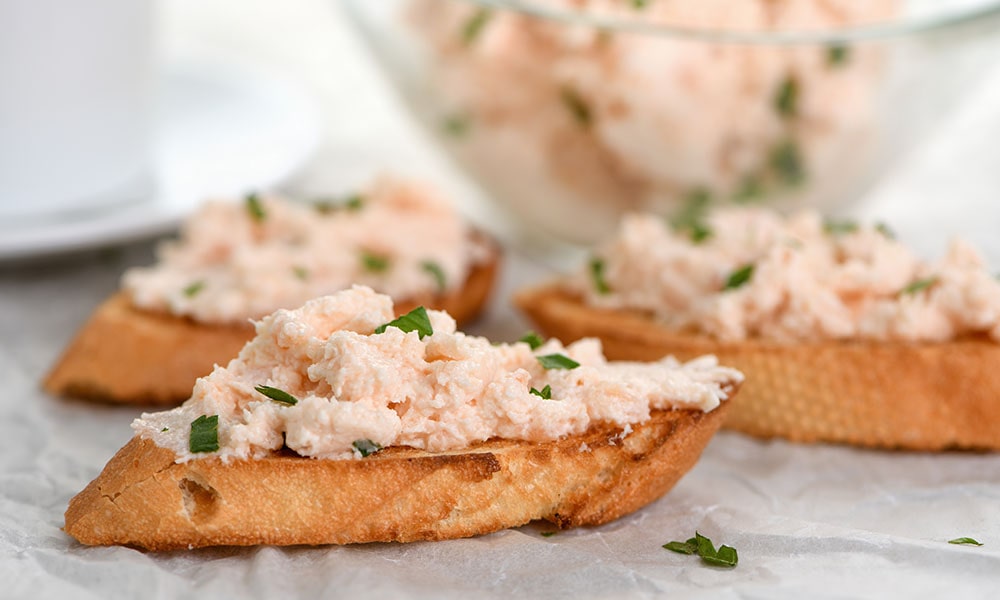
[123,176,485,324]
[573,209,1000,343]
[133,286,742,462]
[409,0,898,241]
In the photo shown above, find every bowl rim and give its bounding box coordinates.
[454,0,1000,44]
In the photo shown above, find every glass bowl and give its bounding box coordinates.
[344,0,1000,245]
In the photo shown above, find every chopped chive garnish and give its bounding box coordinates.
[189,415,219,454]
[462,8,493,45]
[254,385,299,406]
[899,276,939,297]
[374,306,433,339]
[589,258,611,295]
[314,193,365,214]
[421,260,447,293]
[183,280,205,298]
[537,354,580,370]
[361,251,391,273]
[519,331,545,350]
[671,188,713,242]
[689,222,713,244]
[352,439,382,457]
[245,193,266,222]
[875,222,896,239]
[560,86,592,127]
[948,537,984,546]
[733,176,764,203]
[827,44,850,67]
[529,385,552,400]
[663,532,738,568]
[723,264,755,291]
[770,139,806,186]
[823,219,859,235]
[774,75,799,119]
[292,266,309,281]
[442,114,471,137]
[540,531,558,537]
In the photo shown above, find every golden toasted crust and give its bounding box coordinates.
[515,284,1000,451]
[43,236,500,406]
[64,403,731,550]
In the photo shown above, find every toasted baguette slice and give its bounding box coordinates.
[515,284,1000,451]
[44,238,499,406]
[64,403,731,550]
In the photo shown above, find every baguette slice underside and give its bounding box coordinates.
[64,403,731,550]
[516,284,1000,451]
[44,237,499,406]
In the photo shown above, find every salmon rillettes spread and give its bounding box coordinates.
[133,286,743,462]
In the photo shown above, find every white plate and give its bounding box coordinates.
[0,57,322,261]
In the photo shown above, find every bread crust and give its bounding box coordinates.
[515,284,1000,451]
[44,236,500,406]
[64,403,731,550]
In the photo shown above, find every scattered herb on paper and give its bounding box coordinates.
[421,260,447,293]
[537,354,580,370]
[245,192,266,222]
[723,264,755,291]
[948,537,984,546]
[375,306,434,339]
[663,532,738,568]
[254,385,299,406]
[352,439,382,458]
[519,331,545,350]
[189,415,219,454]
[530,385,552,400]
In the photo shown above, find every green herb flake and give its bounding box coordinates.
[529,385,552,400]
[183,280,205,298]
[689,222,713,244]
[292,266,309,281]
[537,354,580,370]
[442,114,471,138]
[314,193,365,214]
[189,415,220,454]
[774,75,799,119]
[631,0,650,8]
[361,251,391,273]
[352,439,382,458]
[374,306,434,339]
[462,8,493,46]
[254,385,299,406]
[519,331,545,350]
[827,44,851,68]
[948,537,984,546]
[161,427,169,432]
[770,139,806,186]
[875,222,896,239]
[723,264,755,291]
[734,176,764,203]
[663,532,738,568]
[560,86,592,128]
[590,257,611,295]
[899,276,939,297]
[540,531,558,537]
[671,188,713,242]
[823,219,859,235]
[245,193,266,223]
[421,260,447,294]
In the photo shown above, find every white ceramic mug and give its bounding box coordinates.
[0,0,156,222]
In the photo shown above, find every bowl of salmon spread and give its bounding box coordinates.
[344,0,1000,244]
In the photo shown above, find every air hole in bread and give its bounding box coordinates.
[179,477,219,523]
